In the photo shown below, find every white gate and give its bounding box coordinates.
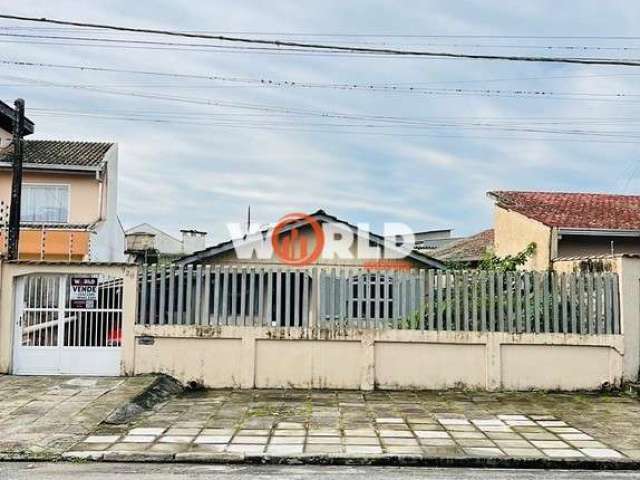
[13,273,123,375]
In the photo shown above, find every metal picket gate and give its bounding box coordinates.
[12,273,123,375]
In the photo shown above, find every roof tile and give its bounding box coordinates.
[489,191,640,230]
[0,140,113,168]
[432,229,494,262]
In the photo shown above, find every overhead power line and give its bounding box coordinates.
[25,110,640,144]
[3,59,640,87]
[27,109,640,136]
[27,107,640,124]
[6,71,640,107]
[3,32,640,51]
[1,14,640,67]
[2,26,640,40]
[3,61,640,105]
[6,79,640,103]
[10,73,640,136]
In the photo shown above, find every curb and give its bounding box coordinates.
[54,451,640,470]
[0,452,57,462]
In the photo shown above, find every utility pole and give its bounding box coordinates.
[7,98,25,260]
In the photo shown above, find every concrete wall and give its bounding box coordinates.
[90,145,126,262]
[493,206,553,270]
[615,256,640,382]
[500,344,615,390]
[131,325,624,391]
[552,255,640,383]
[0,260,138,375]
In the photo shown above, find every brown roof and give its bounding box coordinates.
[432,229,494,262]
[0,140,113,168]
[489,191,640,231]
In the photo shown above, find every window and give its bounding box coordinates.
[21,184,69,223]
[350,273,394,320]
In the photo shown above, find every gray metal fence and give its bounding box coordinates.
[137,265,620,335]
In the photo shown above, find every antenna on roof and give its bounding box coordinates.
[246,205,251,233]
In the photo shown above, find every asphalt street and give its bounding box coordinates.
[1,463,640,480]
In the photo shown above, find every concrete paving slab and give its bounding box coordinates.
[0,375,158,457]
[3,384,638,469]
[122,435,156,443]
[543,449,585,458]
[580,448,624,459]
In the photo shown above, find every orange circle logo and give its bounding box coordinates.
[272,213,324,266]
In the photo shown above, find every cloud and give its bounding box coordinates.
[2,0,639,242]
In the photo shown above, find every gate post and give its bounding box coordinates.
[616,256,640,382]
[0,259,11,373]
[121,264,139,376]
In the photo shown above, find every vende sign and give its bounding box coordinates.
[70,277,98,309]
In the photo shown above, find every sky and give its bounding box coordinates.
[1,1,640,245]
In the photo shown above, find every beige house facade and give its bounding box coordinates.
[489,191,640,271]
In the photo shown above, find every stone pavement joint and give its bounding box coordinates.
[1,378,639,468]
[61,388,640,468]
[0,375,159,458]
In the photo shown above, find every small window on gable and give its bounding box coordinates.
[21,184,69,223]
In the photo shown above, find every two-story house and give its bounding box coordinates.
[0,100,124,262]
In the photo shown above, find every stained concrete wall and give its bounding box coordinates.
[375,342,486,390]
[131,325,625,391]
[501,345,614,390]
[552,255,640,383]
[615,256,640,382]
[134,337,244,388]
[255,340,363,389]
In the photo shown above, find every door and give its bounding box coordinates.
[13,274,123,376]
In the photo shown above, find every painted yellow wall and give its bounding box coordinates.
[493,206,552,270]
[0,170,101,224]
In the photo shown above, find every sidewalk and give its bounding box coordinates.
[0,375,158,459]
[64,388,640,468]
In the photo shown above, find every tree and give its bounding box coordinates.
[444,242,537,271]
[477,242,537,271]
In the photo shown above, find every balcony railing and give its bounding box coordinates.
[0,224,90,261]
